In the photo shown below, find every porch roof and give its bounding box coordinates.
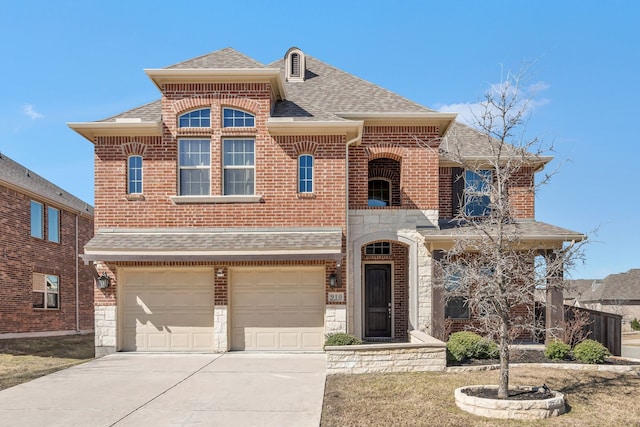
[83,227,344,262]
[419,219,585,251]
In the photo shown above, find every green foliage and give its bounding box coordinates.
[631,318,640,331]
[573,339,610,364]
[544,340,571,360]
[324,333,363,348]
[446,331,499,363]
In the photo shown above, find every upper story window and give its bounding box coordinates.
[47,207,59,243]
[368,179,391,207]
[128,155,143,194]
[222,108,255,128]
[464,169,492,217]
[179,108,211,128]
[223,139,255,195]
[298,154,313,193]
[33,273,59,310]
[30,201,43,238]
[178,139,210,195]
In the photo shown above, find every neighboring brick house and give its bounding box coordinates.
[565,269,640,331]
[69,47,582,355]
[0,153,94,337]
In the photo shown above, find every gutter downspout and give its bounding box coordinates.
[75,213,80,333]
[345,123,363,335]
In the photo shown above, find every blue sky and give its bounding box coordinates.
[0,0,637,279]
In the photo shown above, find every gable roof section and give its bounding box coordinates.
[165,47,267,69]
[0,153,93,216]
[566,269,640,302]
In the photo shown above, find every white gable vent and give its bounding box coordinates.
[285,47,305,82]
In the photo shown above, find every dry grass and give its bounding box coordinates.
[0,334,94,391]
[322,366,640,426]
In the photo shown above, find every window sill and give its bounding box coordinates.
[170,195,263,204]
[297,192,316,199]
[126,194,146,201]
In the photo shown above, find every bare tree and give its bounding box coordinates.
[435,66,586,398]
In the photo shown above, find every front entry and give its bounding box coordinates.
[364,264,392,338]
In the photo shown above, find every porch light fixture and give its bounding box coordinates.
[329,273,338,289]
[97,273,111,289]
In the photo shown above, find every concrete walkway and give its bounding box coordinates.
[0,353,327,427]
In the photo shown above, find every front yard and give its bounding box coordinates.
[321,366,640,426]
[0,334,94,391]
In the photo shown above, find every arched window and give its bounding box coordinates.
[178,108,211,128]
[128,155,143,194]
[368,179,391,207]
[222,108,255,128]
[298,154,313,193]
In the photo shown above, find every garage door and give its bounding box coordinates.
[120,268,215,352]
[231,267,325,351]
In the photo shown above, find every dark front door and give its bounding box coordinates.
[364,264,392,338]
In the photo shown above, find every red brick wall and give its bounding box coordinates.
[0,184,94,334]
[349,126,440,209]
[361,241,409,341]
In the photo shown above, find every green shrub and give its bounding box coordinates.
[631,318,640,331]
[544,340,571,360]
[324,333,363,348]
[573,339,610,364]
[446,331,499,363]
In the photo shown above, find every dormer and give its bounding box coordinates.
[285,47,306,82]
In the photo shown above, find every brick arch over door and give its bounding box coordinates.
[352,232,419,339]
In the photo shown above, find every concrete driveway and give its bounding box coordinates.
[0,353,326,427]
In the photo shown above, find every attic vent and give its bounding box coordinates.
[285,47,305,82]
[592,279,603,292]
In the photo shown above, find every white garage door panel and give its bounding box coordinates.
[231,268,325,351]
[121,268,214,352]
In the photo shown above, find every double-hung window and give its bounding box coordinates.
[464,170,492,217]
[33,273,59,310]
[178,139,210,196]
[223,139,254,195]
[298,154,313,193]
[128,155,143,194]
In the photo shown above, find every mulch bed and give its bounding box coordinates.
[463,385,554,401]
[450,349,640,367]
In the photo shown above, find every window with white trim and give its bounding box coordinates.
[298,154,313,193]
[179,108,211,128]
[223,139,254,195]
[368,179,391,207]
[222,108,255,128]
[464,169,492,217]
[33,273,59,310]
[30,201,43,238]
[178,139,210,196]
[47,207,59,243]
[128,155,143,194]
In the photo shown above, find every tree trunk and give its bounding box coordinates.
[498,320,510,398]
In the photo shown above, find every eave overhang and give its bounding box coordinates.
[438,155,554,172]
[266,119,364,141]
[335,112,457,137]
[144,68,287,101]
[67,121,162,143]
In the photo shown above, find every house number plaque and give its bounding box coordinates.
[328,292,345,303]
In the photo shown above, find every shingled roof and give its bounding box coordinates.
[0,153,93,215]
[566,269,640,302]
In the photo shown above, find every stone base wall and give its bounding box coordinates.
[213,305,228,352]
[325,305,347,334]
[94,305,116,356]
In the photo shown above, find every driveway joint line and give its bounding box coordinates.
[109,356,220,426]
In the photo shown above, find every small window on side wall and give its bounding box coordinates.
[128,155,143,194]
[179,108,211,128]
[30,201,43,238]
[47,207,59,243]
[298,154,313,193]
[223,108,255,128]
[33,273,59,310]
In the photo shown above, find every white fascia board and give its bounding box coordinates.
[266,119,364,137]
[67,121,162,143]
[335,112,457,135]
[144,68,286,100]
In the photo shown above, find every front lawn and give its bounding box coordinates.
[322,366,640,426]
[0,334,94,391]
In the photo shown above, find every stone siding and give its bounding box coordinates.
[94,305,116,356]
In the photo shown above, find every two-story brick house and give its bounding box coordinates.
[69,47,582,355]
[0,153,94,337]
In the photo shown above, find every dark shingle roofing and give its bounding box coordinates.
[166,47,267,69]
[0,153,93,215]
[99,99,161,123]
[566,270,640,302]
[420,219,584,241]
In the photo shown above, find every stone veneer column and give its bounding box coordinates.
[213,305,228,352]
[94,305,117,357]
[326,305,347,334]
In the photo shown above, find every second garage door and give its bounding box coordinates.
[230,267,325,351]
[120,268,215,352]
